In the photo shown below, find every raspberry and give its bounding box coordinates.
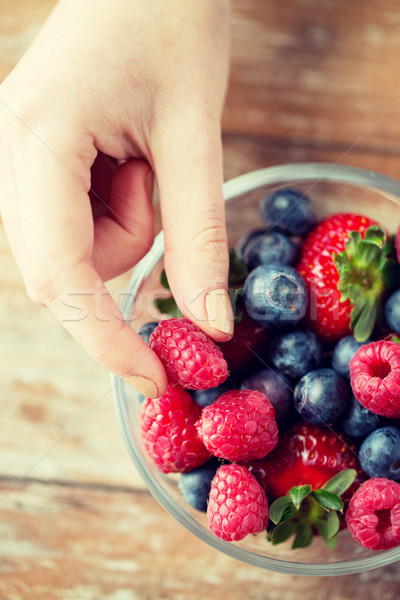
[140,386,211,473]
[207,464,269,541]
[149,318,228,390]
[350,340,400,418]
[196,389,278,462]
[345,478,400,550]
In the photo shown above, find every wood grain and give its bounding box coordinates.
[1,1,400,598]
[1,479,399,600]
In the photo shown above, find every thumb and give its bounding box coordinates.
[152,113,234,341]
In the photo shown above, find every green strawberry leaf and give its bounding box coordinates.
[160,269,170,290]
[268,496,296,525]
[322,469,356,496]
[351,298,378,342]
[153,296,183,318]
[228,250,249,287]
[267,519,297,545]
[362,225,386,247]
[315,511,341,542]
[292,522,313,549]
[310,489,343,513]
[289,484,312,510]
[333,224,395,342]
[324,533,339,550]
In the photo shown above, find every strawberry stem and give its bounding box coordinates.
[334,226,400,342]
[267,469,356,549]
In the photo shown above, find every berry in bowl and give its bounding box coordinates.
[112,163,400,575]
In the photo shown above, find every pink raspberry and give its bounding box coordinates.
[350,340,400,418]
[195,389,278,462]
[140,385,211,473]
[345,478,400,550]
[149,318,228,390]
[208,464,269,542]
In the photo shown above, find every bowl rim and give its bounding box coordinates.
[112,162,400,576]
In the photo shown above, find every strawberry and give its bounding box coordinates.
[297,213,398,344]
[246,421,361,499]
[244,421,363,549]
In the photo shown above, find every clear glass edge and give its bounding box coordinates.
[112,163,400,575]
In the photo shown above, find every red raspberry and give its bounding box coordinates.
[207,464,269,541]
[196,389,278,462]
[140,386,211,473]
[345,478,400,550]
[350,340,400,418]
[149,318,228,390]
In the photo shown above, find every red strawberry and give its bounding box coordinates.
[297,213,379,343]
[149,318,228,390]
[140,386,211,473]
[245,421,364,549]
[246,421,362,500]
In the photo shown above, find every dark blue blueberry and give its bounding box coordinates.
[293,368,349,425]
[137,321,159,344]
[337,394,382,438]
[384,289,400,333]
[332,335,371,380]
[246,231,298,270]
[259,188,317,236]
[269,329,323,379]
[193,381,233,408]
[359,426,400,480]
[235,228,268,264]
[240,369,293,424]
[178,459,220,512]
[244,263,308,329]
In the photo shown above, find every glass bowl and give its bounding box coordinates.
[112,163,400,576]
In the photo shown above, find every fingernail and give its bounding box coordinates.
[205,288,234,336]
[123,375,158,398]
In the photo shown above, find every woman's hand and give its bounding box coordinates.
[0,0,233,398]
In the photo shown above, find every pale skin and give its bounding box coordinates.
[0,0,234,398]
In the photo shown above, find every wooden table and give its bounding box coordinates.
[1,1,400,598]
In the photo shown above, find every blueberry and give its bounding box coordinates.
[384,289,400,333]
[244,263,308,329]
[193,381,232,408]
[332,335,371,380]
[246,231,298,270]
[240,369,293,424]
[294,368,349,425]
[137,321,159,344]
[235,228,268,264]
[269,329,322,379]
[178,459,220,512]
[338,394,382,438]
[359,426,400,480]
[259,188,317,236]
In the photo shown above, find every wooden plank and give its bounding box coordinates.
[0,479,399,600]
[226,0,400,152]
[222,131,400,181]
